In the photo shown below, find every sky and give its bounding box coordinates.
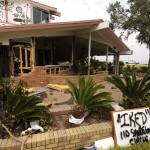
[35,0,149,64]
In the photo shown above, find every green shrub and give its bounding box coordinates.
[73,57,88,75]
[73,57,103,75]
[139,66,149,73]
[105,72,150,109]
[66,76,113,118]
[0,79,50,138]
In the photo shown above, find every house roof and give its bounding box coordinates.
[31,0,61,16]
[0,19,132,55]
[0,19,102,32]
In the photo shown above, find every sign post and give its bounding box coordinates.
[111,107,150,146]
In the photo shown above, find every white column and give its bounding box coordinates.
[88,32,91,75]
[106,46,109,71]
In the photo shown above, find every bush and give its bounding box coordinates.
[73,57,103,75]
[105,72,150,109]
[139,66,149,73]
[0,79,50,138]
[66,76,113,118]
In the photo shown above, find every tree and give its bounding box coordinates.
[107,0,150,67]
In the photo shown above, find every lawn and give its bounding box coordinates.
[109,142,150,150]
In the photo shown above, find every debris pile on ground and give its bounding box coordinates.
[47,84,70,92]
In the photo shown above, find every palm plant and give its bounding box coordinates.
[0,79,50,138]
[66,76,113,118]
[105,72,150,109]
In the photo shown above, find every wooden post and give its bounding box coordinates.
[19,46,23,74]
[31,43,35,70]
[25,48,28,67]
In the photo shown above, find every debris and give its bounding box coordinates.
[24,87,36,93]
[47,84,69,92]
[21,121,44,136]
[28,88,49,96]
[80,146,97,150]
[110,102,124,110]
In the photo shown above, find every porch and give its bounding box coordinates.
[0,20,132,82]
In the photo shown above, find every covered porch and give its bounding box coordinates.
[0,19,132,77]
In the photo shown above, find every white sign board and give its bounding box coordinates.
[112,107,150,146]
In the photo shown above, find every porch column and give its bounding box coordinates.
[71,37,75,65]
[88,32,91,75]
[114,52,120,75]
[113,54,115,73]
[31,37,35,70]
[25,48,28,67]
[106,46,109,71]
[19,45,23,74]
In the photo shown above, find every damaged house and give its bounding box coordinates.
[0,0,132,86]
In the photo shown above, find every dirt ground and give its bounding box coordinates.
[39,80,123,107]
[34,80,123,130]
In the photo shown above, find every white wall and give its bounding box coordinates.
[0,0,31,26]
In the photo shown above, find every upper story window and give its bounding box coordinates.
[33,7,49,24]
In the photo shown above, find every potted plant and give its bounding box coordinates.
[66,76,113,124]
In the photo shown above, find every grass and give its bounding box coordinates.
[109,142,150,150]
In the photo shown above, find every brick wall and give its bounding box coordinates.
[0,122,112,150]
[11,66,108,87]
[0,106,113,150]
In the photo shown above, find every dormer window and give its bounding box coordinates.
[33,6,49,24]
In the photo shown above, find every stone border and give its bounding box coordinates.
[0,107,113,150]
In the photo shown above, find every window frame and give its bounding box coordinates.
[33,6,49,24]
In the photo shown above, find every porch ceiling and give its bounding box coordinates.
[0,19,132,55]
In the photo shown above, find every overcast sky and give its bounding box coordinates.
[35,0,149,64]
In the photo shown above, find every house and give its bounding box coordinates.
[0,0,132,86]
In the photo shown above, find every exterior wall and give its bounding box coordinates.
[11,66,109,87]
[0,2,6,23]
[0,0,31,26]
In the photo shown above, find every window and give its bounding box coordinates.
[33,7,49,24]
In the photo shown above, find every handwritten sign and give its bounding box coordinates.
[111,107,150,146]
